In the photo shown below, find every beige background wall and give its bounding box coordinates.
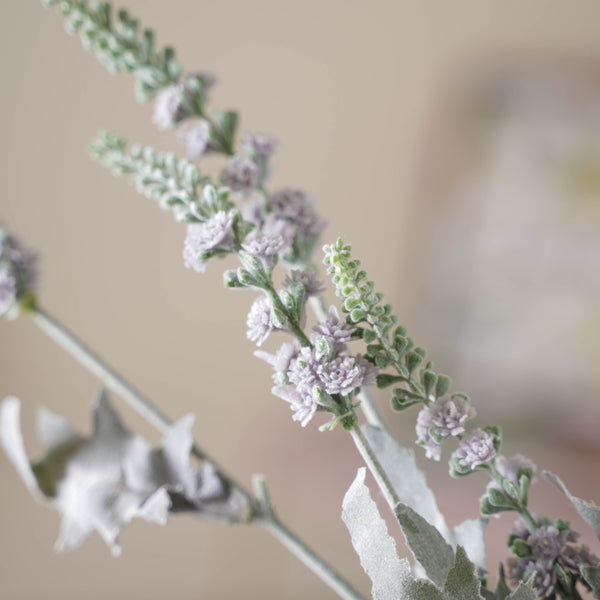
[1,2,600,599]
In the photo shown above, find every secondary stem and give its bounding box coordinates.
[30,306,366,600]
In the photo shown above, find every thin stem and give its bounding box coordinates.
[350,425,399,512]
[257,515,365,600]
[30,305,366,600]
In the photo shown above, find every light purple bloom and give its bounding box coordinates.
[507,518,598,597]
[284,269,325,297]
[182,211,235,273]
[314,306,356,347]
[455,428,496,469]
[221,155,259,193]
[316,354,373,396]
[153,84,184,129]
[241,133,277,157]
[255,341,299,374]
[177,120,211,161]
[271,385,317,427]
[0,227,37,316]
[288,346,321,395]
[246,295,275,346]
[267,188,327,237]
[242,216,295,269]
[416,395,476,461]
[495,454,536,485]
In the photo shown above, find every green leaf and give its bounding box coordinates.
[435,375,451,398]
[394,503,454,588]
[443,546,484,600]
[406,351,423,374]
[544,471,600,539]
[505,580,537,600]
[422,370,437,398]
[376,374,404,389]
[582,562,600,599]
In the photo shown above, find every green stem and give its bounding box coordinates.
[30,305,366,600]
[350,425,400,512]
[266,285,311,347]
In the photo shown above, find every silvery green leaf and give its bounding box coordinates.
[362,425,487,571]
[582,563,600,599]
[544,471,600,539]
[362,425,449,536]
[395,503,454,587]
[341,467,414,600]
[447,518,488,574]
[443,546,484,600]
[505,580,537,600]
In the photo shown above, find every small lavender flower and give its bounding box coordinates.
[246,295,275,346]
[221,155,259,193]
[242,216,295,268]
[495,454,536,485]
[153,84,184,129]
[182,211,235,274]
[314,306,356,347]
[271,385,317,427]
[267,188,327,236]
[316,354,374,396]
[416,395,476,461]
[507,518,598,597]
[0,228,37,316]
[455,428,496,469]
[255,341,299,375]
[177,119,211,161]
[241,133,277,158]
[288,346,321,395]
[284,269,325,297]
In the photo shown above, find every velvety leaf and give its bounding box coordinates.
[443,545,484,600]
[395,503,454,588]
[544,471,600,539]
[341,467,413,600]
[582,563,600,599]
[505,580,537,600]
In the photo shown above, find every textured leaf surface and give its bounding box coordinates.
[342,468,413,600]
[395,503,454,588]
[544,471,600,539]
[443,546,484,600]
[362,425,487,570]
[582,563,600,599]
[505,580,537,600]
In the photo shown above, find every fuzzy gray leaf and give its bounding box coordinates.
[505,580,537,600]
[443,546,484,600]
[341,467,413,600]
[362,425,448,535]
[582,563,600,599]
[395,503,455,588]
[544,471,600,539]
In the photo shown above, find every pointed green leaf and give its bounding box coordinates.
[544,471,600,539]
[443,546,484,600]
[582,563,600,599]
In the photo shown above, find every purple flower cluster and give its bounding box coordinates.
[241,133,277,158]
[508,519,598,597]
[182,211,235,273]
[266,188,327,240]
[415,395,476,461]
[241,216,295,269]
[221,155,259,194]
[255,305,375,427]
[246,295,276,347]
[177,120,211,161]
[0,228,37,317]
[455,428,496,469]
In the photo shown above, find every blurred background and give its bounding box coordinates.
[1,1,599,598]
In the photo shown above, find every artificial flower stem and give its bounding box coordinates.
[350,424,400,512]
[31,306,367,600]
[31,306,247,493]
[257,515,367,600]
[308,295,385,429]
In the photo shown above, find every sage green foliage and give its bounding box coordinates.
[323,238,457,409]
[582,564,600,599]
[394,503,455,588]
[44,0,181,101]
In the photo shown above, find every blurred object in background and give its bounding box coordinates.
[405,58,600,445]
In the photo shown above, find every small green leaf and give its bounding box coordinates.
[405,351,423,374]
[376,374,404,389]
[435,375,451,398]
[422,370,437,398]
